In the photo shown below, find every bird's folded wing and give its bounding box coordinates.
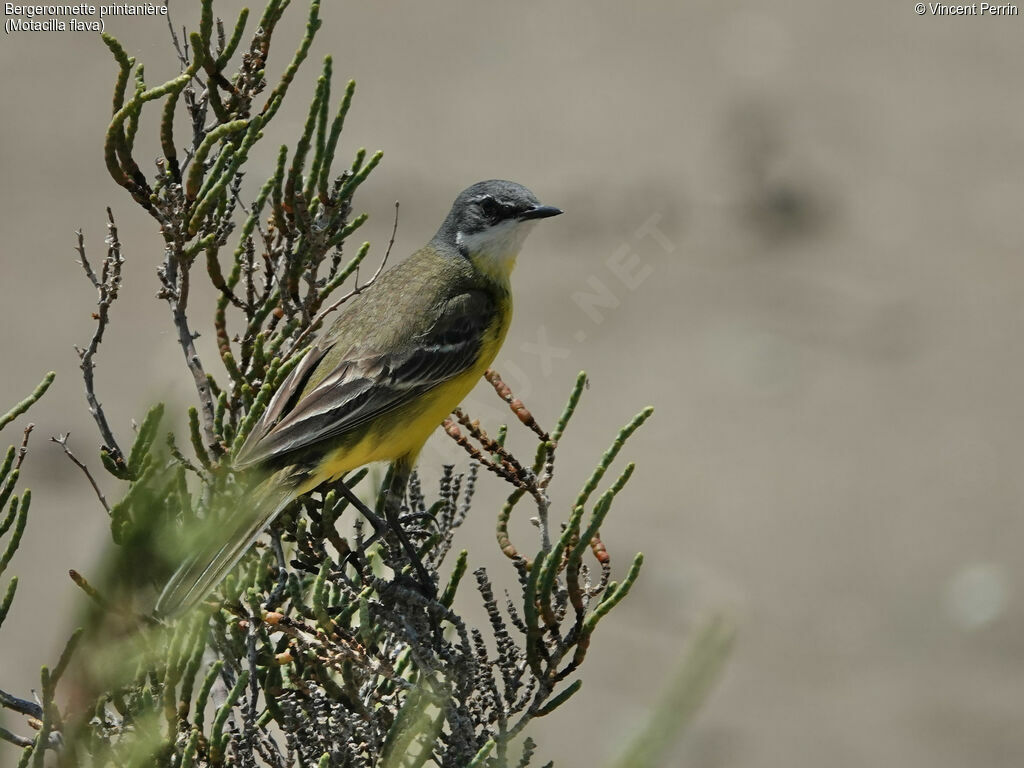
[234,289,495,467]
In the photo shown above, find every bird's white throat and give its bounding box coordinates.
[457,219,537,281]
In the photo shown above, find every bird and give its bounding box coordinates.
[155,179,562,616]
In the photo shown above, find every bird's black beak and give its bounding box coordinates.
[519,204,563,221]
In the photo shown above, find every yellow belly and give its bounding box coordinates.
[301,312,509,492]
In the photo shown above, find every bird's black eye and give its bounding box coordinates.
[478,196,502,220]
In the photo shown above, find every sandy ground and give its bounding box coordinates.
[3,1,1024,766]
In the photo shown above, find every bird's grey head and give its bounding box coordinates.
[432,180,562,265]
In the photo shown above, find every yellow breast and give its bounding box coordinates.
[304,299,512,490]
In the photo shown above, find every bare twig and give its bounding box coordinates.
[73,210,126,462]
[14,424,34,471]
[164,1,189,69]
[50,434,110,513]
[75,230,101,288]
[0,688,42,719]
[0,725,33,749]
[161,238,220,455]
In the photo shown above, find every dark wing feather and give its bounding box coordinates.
[235,290,495,468]
[233,341,331,467]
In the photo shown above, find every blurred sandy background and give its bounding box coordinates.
[3,1,1024,765]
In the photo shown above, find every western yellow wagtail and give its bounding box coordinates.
[156,180,561,616]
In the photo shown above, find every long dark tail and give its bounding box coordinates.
[155,469,299,618]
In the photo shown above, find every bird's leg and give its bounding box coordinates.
[333,481,388,577]
[385,459,436,598]
[332,467,434,597]
[334,481,388,539]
